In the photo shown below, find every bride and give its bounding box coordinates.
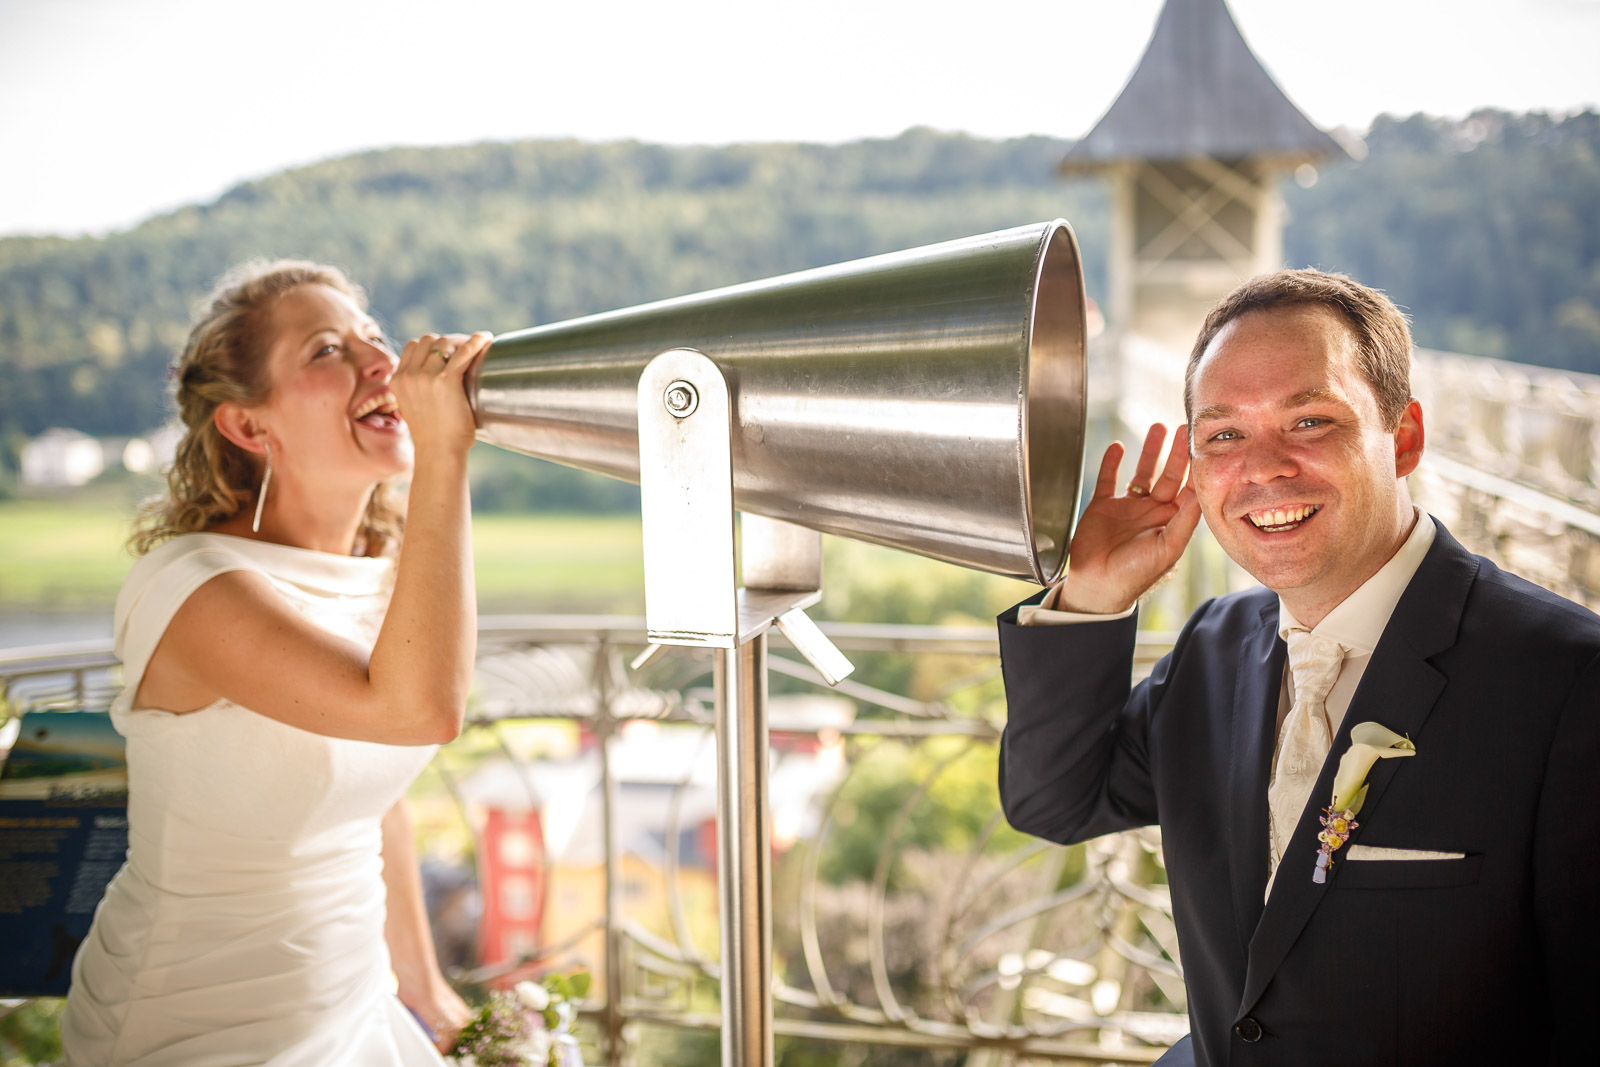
[61,260,488,1065]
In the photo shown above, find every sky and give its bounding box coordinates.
[2,0,1597,238]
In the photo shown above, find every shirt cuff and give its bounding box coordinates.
[1017,583,1137,626]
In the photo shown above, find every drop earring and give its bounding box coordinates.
[251,443,273,534]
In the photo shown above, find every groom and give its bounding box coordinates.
[998,269,1600,1065]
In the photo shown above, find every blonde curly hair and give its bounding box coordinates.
[131,260,405,557]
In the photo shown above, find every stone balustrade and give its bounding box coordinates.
[1415,349,1600,511]
[1412,350,1600,612]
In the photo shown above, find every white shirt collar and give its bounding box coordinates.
[1277,509,1437,653]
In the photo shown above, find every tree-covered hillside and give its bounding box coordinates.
[0,130,1099,450]
[1283,109,1600,368]
[2,111,1597,460]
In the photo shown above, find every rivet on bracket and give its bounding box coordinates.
[663,380,699,418]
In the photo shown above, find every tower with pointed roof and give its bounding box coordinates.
[1066,0,1354,422]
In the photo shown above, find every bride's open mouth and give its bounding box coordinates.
[1246,504,1319,533]
[352,391,403,432]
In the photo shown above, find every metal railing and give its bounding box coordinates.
[0,621,1186,1066]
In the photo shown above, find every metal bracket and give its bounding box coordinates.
[742,514,854,684]
[635,350,854,684]
[774,606,854,686]
[638,349,739,647]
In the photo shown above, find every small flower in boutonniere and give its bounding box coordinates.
[1313,722,1416,884]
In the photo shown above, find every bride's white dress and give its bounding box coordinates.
[61,533,445,1066]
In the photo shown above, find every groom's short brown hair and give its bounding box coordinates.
[1185,269,1415,430]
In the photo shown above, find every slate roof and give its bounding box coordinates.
[1062,0,1349,168]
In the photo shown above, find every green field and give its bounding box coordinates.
[0,496,1041,624]
[0,498,137,610]
[0,497,650,616]
[471,511,644,614]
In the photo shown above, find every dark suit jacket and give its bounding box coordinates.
[998,523,1600,1066]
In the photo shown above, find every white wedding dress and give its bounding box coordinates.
[61,533,445,1066]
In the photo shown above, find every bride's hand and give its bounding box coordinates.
[401,976,473,1053]
[391,330,492,461]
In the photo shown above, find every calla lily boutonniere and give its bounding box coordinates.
[1313,722,1416,883]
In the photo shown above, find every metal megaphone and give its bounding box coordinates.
[468,219,1087,584]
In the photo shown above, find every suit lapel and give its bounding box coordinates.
[1237,524,1480,1014]
[1227,603,1282,952]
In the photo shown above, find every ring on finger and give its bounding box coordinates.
[428,347,452,361]
[1126,483,1150,497]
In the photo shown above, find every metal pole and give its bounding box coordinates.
[714,636,773,1067]
[595,636,626,1065]
[635,351,846,1067]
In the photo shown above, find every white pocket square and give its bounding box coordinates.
[1347,845,1466,861]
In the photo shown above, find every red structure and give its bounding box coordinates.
[477,808,547,970]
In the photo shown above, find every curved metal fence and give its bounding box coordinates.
[0,620,1186,1066]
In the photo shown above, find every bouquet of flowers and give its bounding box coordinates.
[446,972,591,1067]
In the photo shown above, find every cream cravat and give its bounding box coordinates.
[1266,629,1347,889]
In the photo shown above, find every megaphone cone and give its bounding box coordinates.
[469,219,1087,583]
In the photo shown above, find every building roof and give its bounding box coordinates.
[1062,0,1350,169]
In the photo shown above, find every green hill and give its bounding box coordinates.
[1283,109,1600,369]
[0,131,1100,448]
[2,111,1598,483]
